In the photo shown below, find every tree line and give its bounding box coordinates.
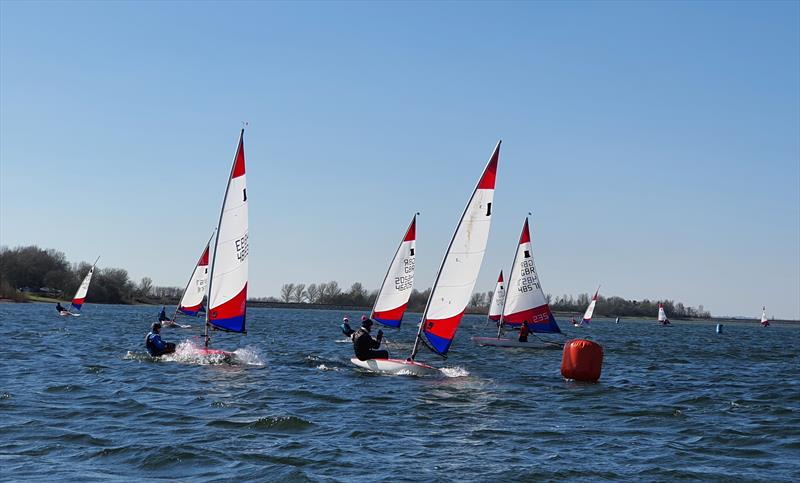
[0,245,711,318]
[0,245,181,304]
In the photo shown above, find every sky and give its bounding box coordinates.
[1,1,798,319]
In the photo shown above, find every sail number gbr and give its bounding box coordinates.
[235,233,249,262]
[394,256,415,291]
[517,259,540,292]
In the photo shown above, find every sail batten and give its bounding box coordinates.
[207,130,248,335]
[412,141,500,358]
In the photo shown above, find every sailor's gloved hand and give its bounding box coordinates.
[377,330,384,340]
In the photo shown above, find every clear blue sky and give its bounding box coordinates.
[1,1,798,319]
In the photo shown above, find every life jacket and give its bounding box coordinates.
[145,332,158,355]
[520,324,530,337]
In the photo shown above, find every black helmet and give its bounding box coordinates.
[151,321,162,331]
[362,318,373,329]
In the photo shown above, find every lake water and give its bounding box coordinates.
[2,303,799,481]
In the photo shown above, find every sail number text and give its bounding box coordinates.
[235,233,249,262]
[517,259,540,292]
[394,257,415,291]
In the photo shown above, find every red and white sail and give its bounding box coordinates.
[176,235,213,317]
[500,217,560,333]
[658,303,669,324]
[414,141,500,357]
[70,257,99,312]
[372,214,417,328]
[760,306,769,326]
[581,287,600,324]
[207,130,248,334]
[487,270,505,322]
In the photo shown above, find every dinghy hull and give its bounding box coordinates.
[350,357,440,376]
[471,336,562,349]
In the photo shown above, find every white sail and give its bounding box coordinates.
[760,306,768,326]
[207,129,248,334]
[487,270,505,322]
[658,303,669,324]
[70,257,99,312]
[500,217,560,333]
[581,287,600,324]
[176,235,212,317]
[413,141,500,357]
[372,214,417,328]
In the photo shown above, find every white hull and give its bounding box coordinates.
[59,311,79,317]
[350,357,440,376]
[471,336,562,349]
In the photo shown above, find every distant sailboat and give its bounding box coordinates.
[371,214,418,328]
[579,286,600,326]
[202,129,249,357]
[60,257,100,316]
[657,303,671,326]
[760,306,769,327]
[169,232,214,328]
[472,216,561,349]
[351,141,500,375]
[486,270,505,326]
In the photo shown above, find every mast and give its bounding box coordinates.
[205,128,245,348]
[173,230,215,322]
[370,213,418,323]
[410,140,501,360]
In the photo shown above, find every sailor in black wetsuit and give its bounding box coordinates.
[56,302,66,313]
[352,318,388,361]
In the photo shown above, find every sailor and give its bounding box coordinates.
[145,321,176,357]
[55,302,66,313]
[518,320,531,343]
[158,306,170,322]
[352,318,388,361]
[341,316,355,337]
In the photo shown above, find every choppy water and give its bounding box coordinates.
[1,303,799,481]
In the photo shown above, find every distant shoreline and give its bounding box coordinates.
[6,298,798,324]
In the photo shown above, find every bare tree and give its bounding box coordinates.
[138,277,153,297]
[280,283,295,303]
[293,283,307,303]
[306,283,320,303]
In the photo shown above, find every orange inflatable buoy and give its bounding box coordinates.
[561,339,603,382]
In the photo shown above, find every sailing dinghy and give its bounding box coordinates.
[485,270,505,326]
[760,306,769,327]
[167,233,214,329]
[472,217,562,349]
[576,286,600,327]
[657,303,671,326]
[351,141,500,375]
[59,257,100,316]
[200,129,249,359]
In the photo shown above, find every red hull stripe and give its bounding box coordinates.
[209,284,247,320]
[477,142,500,190]
[232,134,246,178]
